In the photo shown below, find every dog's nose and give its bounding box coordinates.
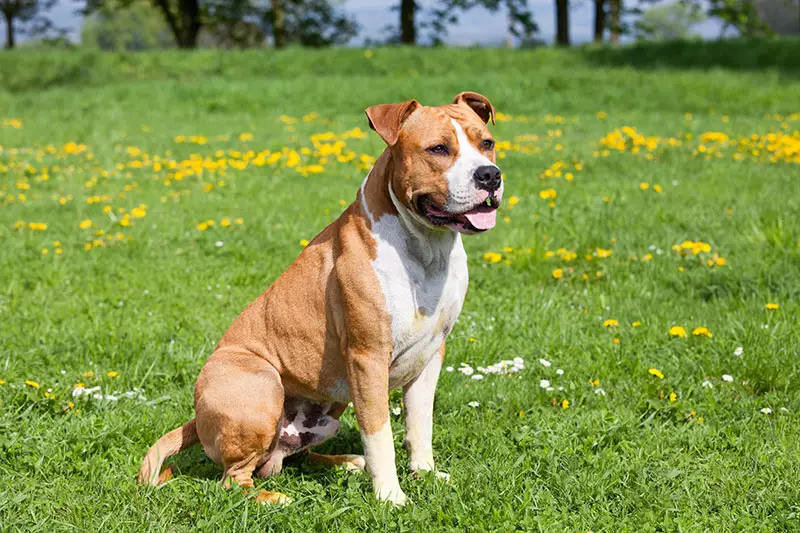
[473,165,502,192]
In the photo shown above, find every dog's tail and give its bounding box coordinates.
[137,418,198,486]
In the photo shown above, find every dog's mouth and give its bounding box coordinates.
[419,196,500,234]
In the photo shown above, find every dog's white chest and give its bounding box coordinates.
[370,215,469,389]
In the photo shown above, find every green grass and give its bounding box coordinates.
[1,44,799,531]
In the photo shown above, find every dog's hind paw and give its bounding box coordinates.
[254,490,292,506]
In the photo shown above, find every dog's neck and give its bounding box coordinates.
[360,151,459,269]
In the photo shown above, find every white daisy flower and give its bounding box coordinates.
[702,380,713,389]
[471,374,484,380]
[733,347,743,357]
[556,369,564,375]
[722,374,734,383]
[459,366,474,376]
[539,358,551,367]
[391,406,401,416]
[595,388,606,396]
[760,407,772,414]
[468,401,480,408]
[539,379,550,389]
[445,366,454,372]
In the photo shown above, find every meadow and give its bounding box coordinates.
[1,43,799,531]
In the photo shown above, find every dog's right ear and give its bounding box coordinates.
[365,100,420,146]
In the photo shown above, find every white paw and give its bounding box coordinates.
[375,484,408,506]
[341,455,366,472]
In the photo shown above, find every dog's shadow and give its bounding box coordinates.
[164,424,366,484]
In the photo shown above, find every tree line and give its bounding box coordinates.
[2,0,778,50]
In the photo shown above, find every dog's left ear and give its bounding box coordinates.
[365,100,420,146]
[453,91,496,125]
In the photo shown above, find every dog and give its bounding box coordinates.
[138,91,503,506]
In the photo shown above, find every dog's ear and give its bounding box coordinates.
[365,100,420,146]
[452,92,495,125]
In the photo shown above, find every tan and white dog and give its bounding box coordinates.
[138,92,503,506]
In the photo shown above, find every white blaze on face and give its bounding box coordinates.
[444,119,503,214]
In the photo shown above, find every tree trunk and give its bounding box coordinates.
[593,0,605,42]
[272,0,285,48]
[156,0,200,49]
[400,0,416,44]
[178,0,200,48]
[609,0,621,45]
[555,0,570,46]
[3,12,14,49]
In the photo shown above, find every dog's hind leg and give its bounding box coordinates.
[308,452,365,472]
[194,350,290,505]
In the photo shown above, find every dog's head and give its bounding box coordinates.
[366,92,502,235]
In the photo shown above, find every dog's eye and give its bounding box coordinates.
[482,139,495,150]
[427,144,449,155]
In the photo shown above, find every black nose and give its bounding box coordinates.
[473,165,502,192]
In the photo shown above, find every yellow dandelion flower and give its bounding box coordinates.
[220,217,231,227]
[561,399,569,409]
[766,303,779,310]
[648,368,665,379]
[632,321,642,327]
[639,182,649,190]
[235,218,244,225]
[612,337,620,344]
[300,239,310,247]
[552,268,564,279]
[79,219,93,229]
[692,326,712,338]
[41,248,49,255]
[603,319,619,327]
[131,207,146,218]
[469,337,477,343]
[539,188,557,200]
[669,392,677,402]
[508,196,519,207]
[82,371,94,378]
[668,326,687,338]
[483,252,502,264]
[26,380,40,388]
[0,379,5,385]
[654,184,663,193]
[107,371,119,378]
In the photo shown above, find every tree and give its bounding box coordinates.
[85,0,202,48]
[634,1,706,40]
[271,0,284,47]
[400,0,414,43]
[609,0,621,44]
[708,0,770,36]
[555,0,568,45]
[395,0,537,45]
[260,0,358,47]
[85,0,357,49]
[82,1,174,50]
[593,0,605,41]
[1,0,56,48]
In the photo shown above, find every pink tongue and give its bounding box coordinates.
[463,209,497,230]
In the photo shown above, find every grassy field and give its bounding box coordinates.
[1,44,799,531]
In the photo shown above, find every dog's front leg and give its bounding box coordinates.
[346,352,407,506]
[403,344,447,479]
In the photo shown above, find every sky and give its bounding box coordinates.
[1,0,723,46]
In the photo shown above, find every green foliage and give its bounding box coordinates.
[635,1,707,40]
[81,2,174,51]
[1,45,800,530]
